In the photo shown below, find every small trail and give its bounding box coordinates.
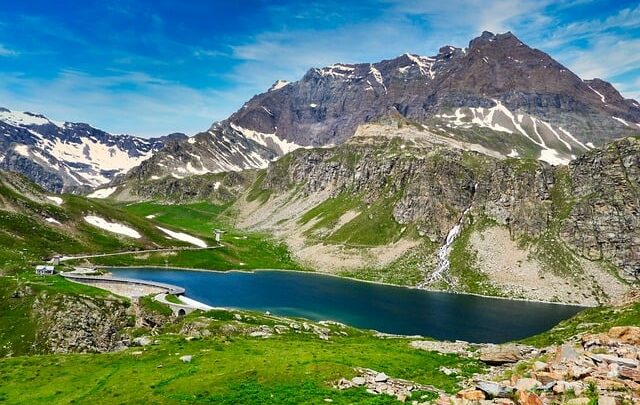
[60,245,221,262]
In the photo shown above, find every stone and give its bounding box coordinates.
[476,381,514,398]
[351,376,366,386]
[597,355,638,368]
[180,355,192,363]
[533,361,548,372]
[479,345,522,365]
[132,336,152,346]
[532,372,563,384]
[556,345,582,363]
[608,326,640,345]
[457,389,485,401]
[517,390,543,405]
[598,397,617,405]
[374,372,389,382]
[619,366,640,382]
[566,398,591,405]
[515,378,541,392]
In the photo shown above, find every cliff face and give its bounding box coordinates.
[238,134,639,303]
[561,137,640,275]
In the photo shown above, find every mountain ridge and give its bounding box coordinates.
[118,30,639,184]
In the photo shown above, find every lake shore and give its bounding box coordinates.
[103,265,594,308]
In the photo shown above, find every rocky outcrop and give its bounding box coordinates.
[32,293,131,353]
[561,137,640,275]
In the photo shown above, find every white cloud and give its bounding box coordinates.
[0,69,232,137]
[0,43,16,56]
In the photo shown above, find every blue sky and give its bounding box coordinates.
[0,0,639,137]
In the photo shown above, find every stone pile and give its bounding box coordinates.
[335,367,442,402]
[439,326,640,405]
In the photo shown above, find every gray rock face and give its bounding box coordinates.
[32,294,130,353]
[229,31,639,149]
[560,137,640,275]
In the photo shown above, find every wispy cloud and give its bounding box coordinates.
[0,43,16,56]
[0,69,230,137]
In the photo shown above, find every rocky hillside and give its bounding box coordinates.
[0,107,185,192]
[233,132,639,305]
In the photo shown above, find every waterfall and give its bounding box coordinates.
[420,183,477,287]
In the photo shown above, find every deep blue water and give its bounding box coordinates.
[111,268,584,343]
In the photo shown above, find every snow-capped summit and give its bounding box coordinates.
[0,107,185,192]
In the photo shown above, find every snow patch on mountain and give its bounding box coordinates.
[230,123,303,155]
[87,186,117,199]
[156,226,207,247]
[84,215,141,238]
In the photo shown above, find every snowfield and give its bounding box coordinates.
[46,196,63,205]
[87,187,117,199]
[156,226,207,248]
[84,215,141,238]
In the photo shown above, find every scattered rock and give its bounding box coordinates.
[476,381,514,398]
[457,389,485,401]
[598,396,617,405]
[180,355,192,363]
[132,336,152,346]
[566,398,591,405]
[351,376,365,386]
[517,390,543,405]
[619,366,640,382]
[374,372,388,382]
[514,378,541,392]
[479,345,522,365]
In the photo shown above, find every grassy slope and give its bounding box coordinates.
[0,309,484,404]
[83,201,300,271]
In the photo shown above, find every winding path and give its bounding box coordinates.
[60,245,221,262]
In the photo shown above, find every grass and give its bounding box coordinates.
[165,294,183,305]
[0,315,484,404]
[56,200,304,271]
[446,216,503,296]
[140,296,173,316]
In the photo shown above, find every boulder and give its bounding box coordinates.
[532,371,563,384]
[457,389,485,401]
[132,336,152,346]
[374,372,388,382]
[476,381,514,398]
[608,326,640,345]
[517,390,543,405]
[180,355,192,363]
[351,376,365,386]
[479,345,522,365]
[598,397,617,405]
[533,361,548,372]
[619,366,640,382]
[515,378,541,392]
[596,355,638,368]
